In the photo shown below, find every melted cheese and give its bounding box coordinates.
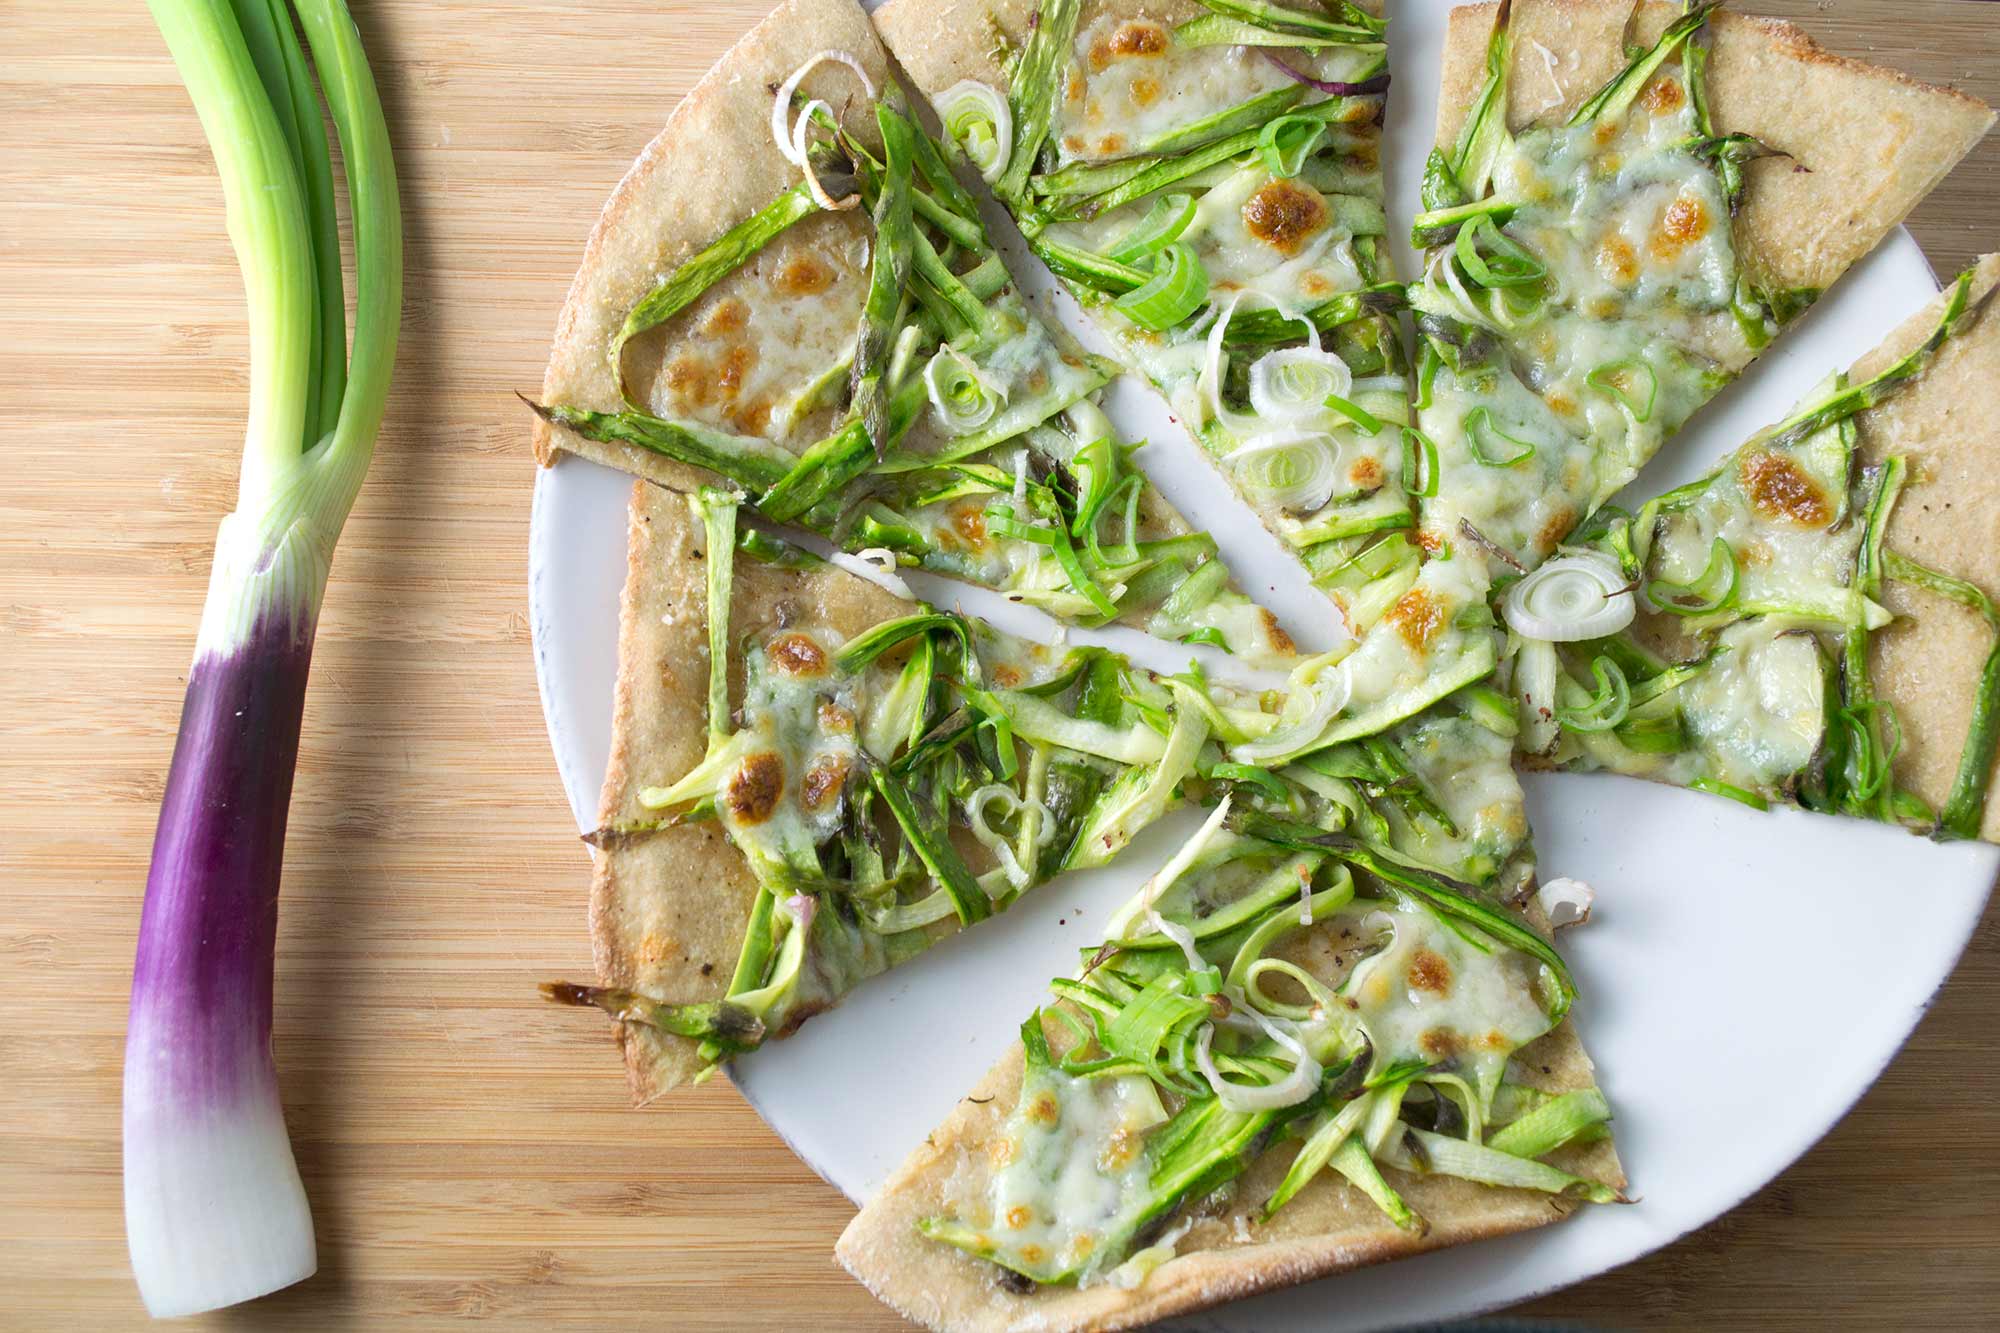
[1678,620,1828,790]
[1341,899,1556,1099]
[632,212,869,442]
[948,1063,1164,1282]
[1387,713,1530,884]
[1055,16,1296,164]
[722,625,863,877]
[1414,73,1764,567]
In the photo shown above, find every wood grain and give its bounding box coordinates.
[1,1,1995,1327]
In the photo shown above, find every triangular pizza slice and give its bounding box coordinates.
[549,480,1280,1095]
[838,788,1617,1330]
[532,0,1295,666]
[1501,257,2000,839]
[878,0,1425,636]
[1407,0,1991,576]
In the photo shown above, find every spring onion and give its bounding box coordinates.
[771,50,874,210]
[1556,657,1631,733]
[1646,536,1739,617]
[1228,431,1343,514]
[1231,665,1350,763]
[1112,242,1211,332]
[1463,406,1538,466]
[1248,347,1354,422]
[936,79,1012,183]
[1588,358,1659,423]
[923,346,1005,433]
[1104,192,1197,265]
[1258,113,1327,178]
[124,0,400,1317]
[1503,552,1635,642]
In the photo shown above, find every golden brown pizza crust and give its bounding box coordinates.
[534,0,890,485]
[589,481,916,1100]
[1855,253,2000,843]
[1434,1,1991,294]
[836,904,1621,1332]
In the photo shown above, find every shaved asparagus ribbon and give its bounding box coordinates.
[770,50,874,210]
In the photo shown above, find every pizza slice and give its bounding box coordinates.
[1407,0,1992,577]
[837,788,1616,1330]
[531,0,1294,666]
[1499,257,2000,839]
[878,0,1425,634]
[547,480,1289,1095]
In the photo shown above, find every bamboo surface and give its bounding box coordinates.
[2,0,1997,1327]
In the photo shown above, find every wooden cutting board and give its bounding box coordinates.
[3,1,1998,1327]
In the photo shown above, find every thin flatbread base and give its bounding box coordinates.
[1860,253,2000,842]
[588,481,913,1100]
[1435,0,1993,294]
[533,0,890,488]
[837,958,1620,1332]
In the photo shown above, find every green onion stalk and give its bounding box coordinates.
[123,0,400,1317]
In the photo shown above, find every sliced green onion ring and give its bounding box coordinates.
[1586,358,1659,423]
[1228,430,1343,514]
[922,345,1005,434]
[1556,656,1630,733]
[1230,664,1350,763]
[1112,242,1210,332]
[1503,552,1635,642]
[1463,406,1537,467]
[1248,347,1353,423]
[1453,215,1545,289]
[1105,192,1196,265]
[1646,536,1739,617]
[937,79,1012,184]
[1258,114,1327,178]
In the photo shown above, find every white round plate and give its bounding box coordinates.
[530,2,1999,1325]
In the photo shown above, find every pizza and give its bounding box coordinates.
[532,0,2000,1324]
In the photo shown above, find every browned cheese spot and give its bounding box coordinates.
[1597,235,1639,287]
[1538,505,1577,554]
[989,1136,1019,1168]
[716,343,755,400]
[1643,76,1685,115]
[991,663,1023,688]
[1019,1244,1048,1266]
[1420,1027,1464,1060]
[729,399,771,435]
[1740,450,1832,527]
[1651,193,1711,262]
[817,700,855,733]
[1406,946,1454,996]
[1387,584,1445,653]
[1130,76,1161,108]
[766,631,828,676]
[702,297,750,337]
[1095,133,1127,156]
[1005,1205,1033,1230]
[1242,179,1328,256]
[1065,71,1086,104]
[1090,19,1168,70]
[663,354,712,409]
[725,751,785,825]
[1546,389,1578,417]
[773,253,836,297]
[1062,133,1087,154]
[1415,527,1445,555]
[951,498,989,550]
[1300,271,1335,299]
[1259,608,1297,657]
[800,754,850,813]
[1025,1092,1060,1126]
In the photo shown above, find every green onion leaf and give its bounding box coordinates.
[1112,243,1210,332]
[1258,114,1328,178]
[1556,656,1631,734]
[1463,406,1536,467]
[1586,358,1659,422]
[1105,192,1197,265]
[1646,536,1738,617]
